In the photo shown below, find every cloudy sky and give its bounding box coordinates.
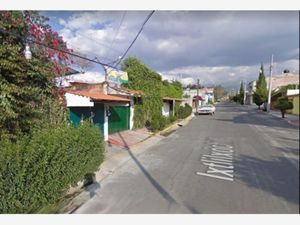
[42,11,299,90]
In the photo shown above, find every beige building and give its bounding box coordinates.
[246,73,299,105]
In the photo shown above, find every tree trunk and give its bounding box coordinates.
[281,110,285,118]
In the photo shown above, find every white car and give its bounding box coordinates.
[197,105,216,115]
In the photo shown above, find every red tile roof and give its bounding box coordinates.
[67,90,130,102]
[109,86,143,95]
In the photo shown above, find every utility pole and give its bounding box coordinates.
[267,54,273,112]
[243,81,247,105]
[197,79,200,109]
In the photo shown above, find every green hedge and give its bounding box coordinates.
[150,113,167,132]
[176,103,192,119]
[0,122,104,213]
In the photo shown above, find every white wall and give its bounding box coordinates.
[162,102,170,117]
[287,89,299,96]
[65,93,94,107]
[103,104,109,141]
[130,99,134,130]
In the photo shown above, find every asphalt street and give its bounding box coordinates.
[75,102,299,213]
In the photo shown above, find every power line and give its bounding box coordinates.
[66,44,115,63]
[113,10,155,67]
[0,28,117,69]
[73,31,123,55]
[108,11,127,56]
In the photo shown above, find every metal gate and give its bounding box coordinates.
[108,106,130,134]
[69,104,104,135]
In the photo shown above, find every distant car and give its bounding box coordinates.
[197,105,215,115]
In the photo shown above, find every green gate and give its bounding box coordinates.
[108,106,130,134]
[69,104,104,135]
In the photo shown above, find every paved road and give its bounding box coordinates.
[75,102,299,213]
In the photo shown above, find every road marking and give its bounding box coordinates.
[203,162,234,169]
[197,141,234,182]
[207,166,234,177]
[211,152,233,158]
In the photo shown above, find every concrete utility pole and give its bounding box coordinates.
[267,54,274,112]
[243,81,247,105]
[197,79,200,108]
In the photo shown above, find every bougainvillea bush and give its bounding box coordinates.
[0,11,71,140]
[0,12,105,213]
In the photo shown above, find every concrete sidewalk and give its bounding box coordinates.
[262,109,299,127]
[244,104,299,127]
[107,128,153,149]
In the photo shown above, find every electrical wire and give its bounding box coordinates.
[72,31,123,55]
[108,11,127,56]
[0,28,118,69]
[113,11,155,67]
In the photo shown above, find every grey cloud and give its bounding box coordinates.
[46,11,299,88]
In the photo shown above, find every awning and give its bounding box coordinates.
[193,96,204,101]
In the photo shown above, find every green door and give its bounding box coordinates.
[108,106,130,134]
[69,104,104,135]
[91,104,104,135]
[69,107,91,126]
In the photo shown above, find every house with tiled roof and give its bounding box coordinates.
[64,81,139,141]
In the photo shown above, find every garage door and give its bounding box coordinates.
[69,104,104,136]
[108,106,130,134]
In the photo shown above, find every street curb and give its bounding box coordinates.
[287,119,300,127]
[159,113,194,136]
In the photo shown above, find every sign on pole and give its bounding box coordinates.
[107,68,128,83]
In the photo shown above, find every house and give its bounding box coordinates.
[64,81,140,141]
[183,87,214,110]
[162,97,184,117]
[286,90,299,115]
[246,73,299,105]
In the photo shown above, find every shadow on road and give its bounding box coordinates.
[117,132,177,204]
[215,108,298,130]
[116,132,201,213]
[235,152,299,205]
[85,182,101,199]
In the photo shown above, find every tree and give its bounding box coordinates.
[72,50,94,73]
[257,63,267,89]
[253,63,268,109]
[121,57,183,130]
[275,97,293,118]
[213,85,225,101]
[239,81,245,105]
[253,88,266,109]
[121,57,164,129]
[0,11,71,140]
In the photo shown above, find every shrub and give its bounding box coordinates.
[0,122,104,213]
[168,115,177,123]
[176,103,192,119]
[150,113,167,132]
[275,97,293,118]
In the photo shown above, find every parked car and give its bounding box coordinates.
[197,105,215,115]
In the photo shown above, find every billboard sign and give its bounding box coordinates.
[107,68,128,83]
